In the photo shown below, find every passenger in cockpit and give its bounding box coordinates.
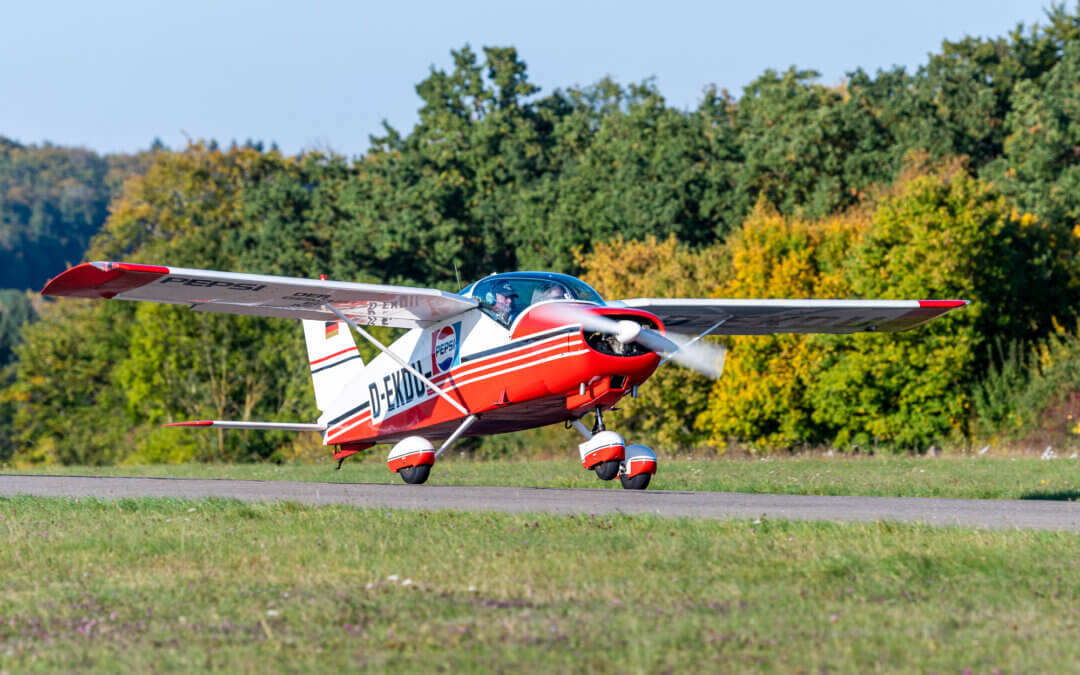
[532,283,568,303]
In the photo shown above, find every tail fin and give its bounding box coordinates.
[303,319,365,412]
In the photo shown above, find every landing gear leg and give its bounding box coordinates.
[592,406,606,434]
[435,415,479,458]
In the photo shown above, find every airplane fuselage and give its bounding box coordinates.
[319,302,663,449]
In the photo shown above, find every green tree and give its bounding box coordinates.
[13,10,1080,464]
[987,41,1080,230]
[7,300,133,464]
[0,290,35,366]
[115,303,311,463]
[731,68,893,219]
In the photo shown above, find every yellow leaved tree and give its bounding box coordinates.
[578,235,729,449]
[701,157,1075,451]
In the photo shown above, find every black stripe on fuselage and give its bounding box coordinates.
[327,400,371,426]
[460,325,580,364]
[311,354,362,375]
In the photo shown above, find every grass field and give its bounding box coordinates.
[0,496,1077,672]
[7,455,1080,500]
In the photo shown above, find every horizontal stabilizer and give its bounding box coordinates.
[165,420,326,432]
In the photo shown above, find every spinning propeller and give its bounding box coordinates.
[534,303,727,378]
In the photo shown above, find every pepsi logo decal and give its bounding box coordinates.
[431,322,461,374]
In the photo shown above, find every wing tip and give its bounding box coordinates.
[41,261,169,298]
[164,420,214,427]
[917,300,968,309]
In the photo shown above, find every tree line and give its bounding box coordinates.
[4,4,1080,462]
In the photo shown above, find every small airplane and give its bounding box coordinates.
[42,262,967,489]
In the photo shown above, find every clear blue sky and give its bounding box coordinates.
[0,0,1055,157]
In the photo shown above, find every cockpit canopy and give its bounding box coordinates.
[462,272,605,327]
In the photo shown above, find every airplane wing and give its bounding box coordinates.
[41,261,478,328]
[609,298,968,335]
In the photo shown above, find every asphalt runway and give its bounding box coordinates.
[2,474,1079,531]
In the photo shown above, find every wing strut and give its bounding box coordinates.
[323,303,470,416]
[434,414,479,458]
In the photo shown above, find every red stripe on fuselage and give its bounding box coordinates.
[430,334,580,385]
[326,411,373,439]
[426,330,577,387]
[324,337,582,442]
[309,346,358,366]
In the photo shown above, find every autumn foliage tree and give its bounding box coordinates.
[697,158,1078,451]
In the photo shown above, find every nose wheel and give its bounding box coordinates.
[618,444,658,490]
[593,460,620,481]
[619,472,651,490]
[573,408,658,489]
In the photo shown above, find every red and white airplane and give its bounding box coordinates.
[42,262,966,489]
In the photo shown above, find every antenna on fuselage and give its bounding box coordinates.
[453,261,461,289]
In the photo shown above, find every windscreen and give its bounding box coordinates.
[472,275,602,326]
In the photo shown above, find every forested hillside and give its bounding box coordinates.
[0,138,156,289]
[5,5,1080,464]
[0,138,155,370]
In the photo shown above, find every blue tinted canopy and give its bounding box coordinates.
[461,272,605,326]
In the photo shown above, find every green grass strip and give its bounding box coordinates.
[0,496,1078,672]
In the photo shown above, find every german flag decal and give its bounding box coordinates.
[325,321,340,339]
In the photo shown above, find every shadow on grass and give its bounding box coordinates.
[1019,490,1080,501]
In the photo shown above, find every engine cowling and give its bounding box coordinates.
[386,436,436,473]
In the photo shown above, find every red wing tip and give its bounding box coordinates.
[42,261,170,297]
[918,300,968,308]
[116,262,170,274]
[164,420,214,427]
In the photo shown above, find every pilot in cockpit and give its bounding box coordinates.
[487,280,519,326]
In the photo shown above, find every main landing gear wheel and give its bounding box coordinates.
[593,460,620,481]
[388,437,436,485]
[398,463,431,485]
